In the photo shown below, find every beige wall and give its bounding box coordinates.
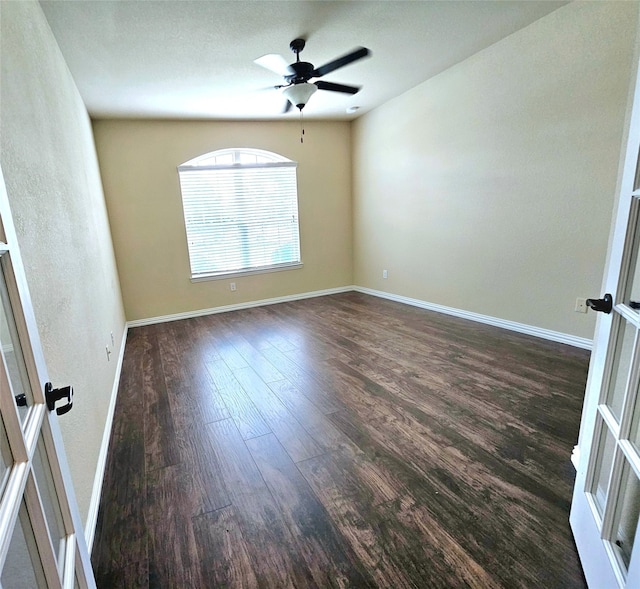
[93,120,352,321]
[0,1,126,523]
[353,1,638,340]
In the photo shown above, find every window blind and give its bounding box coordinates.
[178,162,301,278]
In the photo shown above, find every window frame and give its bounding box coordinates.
[177,148,303,282]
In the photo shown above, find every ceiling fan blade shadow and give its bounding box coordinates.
[315,81,360,94]
[254,54,295,77]
[312,47,370,78]
[282,100,293,114]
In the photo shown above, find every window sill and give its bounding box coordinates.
[190,262,303,283]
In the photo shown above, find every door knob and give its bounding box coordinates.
[45,382,73,416]
[586,293,613,314]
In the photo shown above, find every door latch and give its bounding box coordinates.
[45,382,73,416]
[586,293,613,314]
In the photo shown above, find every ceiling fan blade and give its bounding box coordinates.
[282,100,292,114]
[254,54,295,77]
[312,47,370,78]
[315,80,361,95]
[254,84,286,92]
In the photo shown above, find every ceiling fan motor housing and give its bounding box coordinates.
[286,61,315,84]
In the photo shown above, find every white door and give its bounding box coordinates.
[0,167,96,587]
[570,49,640,589]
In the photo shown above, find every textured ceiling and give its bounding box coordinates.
[39,0,567,120]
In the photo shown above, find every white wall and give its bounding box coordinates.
[0,1,126,525]
[353,1,639,340]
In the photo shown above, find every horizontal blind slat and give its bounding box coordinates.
[179,161,301,276]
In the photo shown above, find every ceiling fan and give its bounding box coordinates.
[255,38,371,112]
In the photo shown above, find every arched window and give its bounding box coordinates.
[178,148,301,280]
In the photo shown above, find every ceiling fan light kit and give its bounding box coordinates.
[282,82,317,110]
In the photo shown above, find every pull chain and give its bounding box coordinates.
[299,110,305,144]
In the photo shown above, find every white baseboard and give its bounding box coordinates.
[128,285,592,350]
[352,286,593,350]
[126,286,353,327]
[84,324,128,552]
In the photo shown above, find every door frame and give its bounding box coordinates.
[0,164,96,587]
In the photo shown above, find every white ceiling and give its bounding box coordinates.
[39,0,567,120]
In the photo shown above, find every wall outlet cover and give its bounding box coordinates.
[575,297,588,313]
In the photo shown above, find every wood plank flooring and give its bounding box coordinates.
[91,292,589,588]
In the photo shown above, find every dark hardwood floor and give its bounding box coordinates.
[92,292,589,588]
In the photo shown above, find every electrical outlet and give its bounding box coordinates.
[575,297,588,313]
[230,282,237,292]
[383,269,388,279]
